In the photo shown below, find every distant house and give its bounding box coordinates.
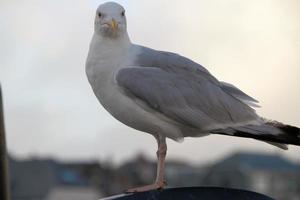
[165,160,207,187]
[9,157,105,200]
[202,152,300,200]
[117,154,156,189]
[9,158,58,200]
[46,186,100,200]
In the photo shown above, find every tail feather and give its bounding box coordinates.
[265,142,288,150]
[212,120,300,147]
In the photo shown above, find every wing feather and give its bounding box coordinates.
[116,65,260,132]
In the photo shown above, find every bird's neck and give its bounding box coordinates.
[90,33,131,57]
[86,32,132,86]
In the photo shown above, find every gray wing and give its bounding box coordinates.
[133,46,259,107]
[132,46,219,84]
[116,46,261,131]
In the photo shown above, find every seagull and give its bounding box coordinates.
[86,2,300,193]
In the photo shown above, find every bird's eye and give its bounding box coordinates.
[121,11,125,17]
[98,12,102,18]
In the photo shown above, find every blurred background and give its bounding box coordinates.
[0,0,299,199]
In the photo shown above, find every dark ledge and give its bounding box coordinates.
[100,187,275,200]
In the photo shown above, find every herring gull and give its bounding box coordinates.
[86,2,300,192]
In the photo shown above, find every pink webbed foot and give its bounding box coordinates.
[126,181,167,193]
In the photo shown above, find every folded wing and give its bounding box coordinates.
[116,66,260,133]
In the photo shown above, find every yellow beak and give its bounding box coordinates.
[110,19,118,31]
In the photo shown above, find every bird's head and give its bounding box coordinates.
[94,2,127,39]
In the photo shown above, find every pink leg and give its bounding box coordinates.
[126,135,167,193]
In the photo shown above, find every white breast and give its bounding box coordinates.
[86,36,183,140]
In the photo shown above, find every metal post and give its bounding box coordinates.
[0,85,10,200]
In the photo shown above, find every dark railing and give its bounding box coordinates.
[0,85,10,200]
[100,187,275,200]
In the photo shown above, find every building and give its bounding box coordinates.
[202,152,300,200]
[9,157,104,200]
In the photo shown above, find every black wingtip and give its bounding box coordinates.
[265,121,300,143]
[213,120,300,147]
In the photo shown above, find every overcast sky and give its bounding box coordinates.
[0,0,299,165]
